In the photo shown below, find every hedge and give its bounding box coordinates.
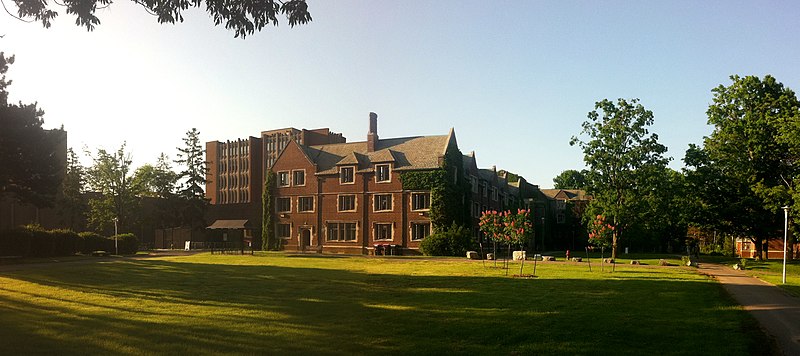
[0,226,139,257]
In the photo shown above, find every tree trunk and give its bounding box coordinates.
[611,230,618,260]
[752,236,763,260]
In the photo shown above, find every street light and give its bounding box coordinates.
[782,206,789,284]
[113,217,119,255]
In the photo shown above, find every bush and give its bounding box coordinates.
[79,232,109,254]
[51,229,80,256]
[113,233,139,255]
[420,223,473,256]
[0,228,31,257]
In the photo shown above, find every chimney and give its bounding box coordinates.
[367,112,378,152]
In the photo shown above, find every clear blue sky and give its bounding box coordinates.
[3,1,800,187]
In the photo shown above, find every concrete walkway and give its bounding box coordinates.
[698,263,800,355]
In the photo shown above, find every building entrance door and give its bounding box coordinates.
[301,228,312,249]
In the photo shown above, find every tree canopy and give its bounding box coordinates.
[7,0,311,38]
[0,52,65,207]
[571,98,671,258]
[685,75,800,259]
[552,169,588,190]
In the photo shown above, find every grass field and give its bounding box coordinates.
[700,255,800,297]
[0,253,774,355]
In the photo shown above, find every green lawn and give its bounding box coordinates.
[0,253,773,355]
[701,255,800,297]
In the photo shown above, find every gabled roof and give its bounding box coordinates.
[301,134,451,175]
[540,189,591,201]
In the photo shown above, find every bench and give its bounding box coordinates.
[92,250,108,257]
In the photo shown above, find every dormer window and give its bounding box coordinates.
[340,166,355,184]
[376,164,391,182]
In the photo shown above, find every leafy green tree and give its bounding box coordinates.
[85,143,137,233]
[571,98,670,259]
[690,75,800,259]
[8,0,312,38]
[132,153,181,230]
[552,169,588,190]
[132,154,178,199]
[262,171,275,251]
[56,148,87,230]
[0,52,64,208]
[174,128,208,230]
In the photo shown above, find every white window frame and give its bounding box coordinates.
[410,192,431,211]
[374,194,393,212]
[373,222,393,241]
[338,194,357,212]
[292,169,306,187]
[339,166,355,184]
[410,222,431,241]
[326,221,358,242]
[278,171,290,187]
[297,196,315,213]
[375,164,391,183]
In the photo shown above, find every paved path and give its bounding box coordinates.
[698,263,800,356]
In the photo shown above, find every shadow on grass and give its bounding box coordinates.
[0,257,776,355]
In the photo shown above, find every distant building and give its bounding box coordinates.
[204,113,534,254]
[532,189,591,251]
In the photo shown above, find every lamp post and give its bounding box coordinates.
[782,206,789,284]
[113,217,119,255]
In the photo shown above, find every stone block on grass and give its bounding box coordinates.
[571,257,582,262]
[542,256,555,261]
[466,251,479,260]
[513,251,527,261]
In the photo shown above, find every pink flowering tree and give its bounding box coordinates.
[505,209,534,275]
[588,214,614,250]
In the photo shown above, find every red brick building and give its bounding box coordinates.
[205,113,539,254]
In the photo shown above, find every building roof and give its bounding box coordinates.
[539,189,591,201]
[300,134,451,175]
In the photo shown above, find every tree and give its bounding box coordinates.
[7,0,312,38]
[261,170,275,251]
[691,75,800,259]
[174,128,208,230]
[132,153,178,199]
[552,169,588,190]
[132,153,181,229]
[84,143,137,233]
[0,52,64,208]
[571,98,670,259]
[56,148,87,230]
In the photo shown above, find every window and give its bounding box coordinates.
[292,170,305,186]
[327,222,357,241]
[556,200,566,210]
[277,224,291,239]
[374,223,392,241]
[374,194,392,211]
[481,182,488,198]
[278,171,290,187]
[473,202,480,218]
[376,164,391,182]
[298,196,314,212]
[338,195,356,211]
[557,213,566,224]
[411,192,431,211]
[491,188,498,201]
[340,166,354,184]
[276,197,291,212]
[411,222,430,241]
[471,176,478,193]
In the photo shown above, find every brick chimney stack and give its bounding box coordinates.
[367,112,378,152]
